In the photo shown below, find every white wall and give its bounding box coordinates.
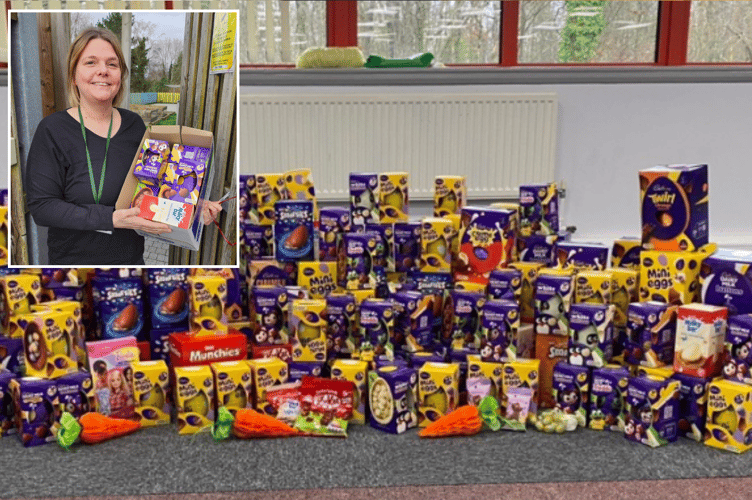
[242,83,752,247]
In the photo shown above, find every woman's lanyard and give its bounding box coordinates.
[78,106,113,204]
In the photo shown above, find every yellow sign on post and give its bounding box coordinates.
[210,12,237,74]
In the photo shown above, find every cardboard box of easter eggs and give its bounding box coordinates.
[116,126,214,251]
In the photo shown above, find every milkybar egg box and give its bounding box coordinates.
[239,174,259,225]
[319,207,351,262]
[640,164,708,252]
[297,262,337,299]
[133,139,169,182]
[700,248,752,315]
[479,299,519,362]
[9,377,59,447]
[242,224,274,261]
[284,168,318,218]
[589,365,629,431]
[624,375,680,447]
[510,262,544,324]
[145,269,190,330]
[611,268,639,327]
[705,379,752,453]
[211,360,253,416]
[256,173,288,225]
[275,200,314,262]
[19,310,76,379]
[639,247,713,305]
[358,299,395,361]
[552,361,590,428]
[132,360,171,426]
[391,290,433,354]
[187,275,227,335]
[434,175,466,217]
[555,242,609,271]
[674,303,727,378]
[379,172,409,223]
[519,183,558,237]
[575,271,612,304]
[344,232,381,290]
[445,290,485,351]
[502,358,540,416]
[1,274,42,338]
[394,221,421,273]
[252,286,289,345]
[248,357,288,414]
[34,300,85,370]
[350,173,379,228]
[466,355,503,406]
[611,237,642,270]
[289,299,327,362]
[418,362,459,427]
[368,365,418,434]
[723,315,752,385]
[487,269,522,301]
[325,293,357,360]
[331,359,369,424]
[365,223,396,273]
[535,334,569,409]
[455,207,516,284]
[174,365,215,435]
[624,302,677,368]
[534,269,575,336]
[671,372,710,442]
[420,218,453,273]
[568,303,615,368]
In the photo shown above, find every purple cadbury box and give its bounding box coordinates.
[534,273,574,336]
[624,375,680,447]
[394,221,421,273]
[243,223,274,260]
[556,242,609,270]
[0,337,24,377]
[518,234,558,265]
[723,314,752,384]
[567,303,614,368]
[365,223,395,273]
[145,269,190,330]
[700,248,752,315]
[671,372,710,442]
[391,290,433,354]
[319,207,351,262]
[624,302,676,367]
[552,361,590,427]
[134,139,169,181]
[92,277,145,341]
[487,269,522,301]
[359,299,395,359]
[479,299,518,362]
[368,365,417,434]
[239,174,259,224]
[325,294,357,360]
[169,144,211,180]
[447,290,485,350]
[10,377,59,447]
[56,371,94,419]
[519,183,559,235]
[590,365,629,431]
[350,173,379,228]
[1,371,18,436]
[288,362,324,382]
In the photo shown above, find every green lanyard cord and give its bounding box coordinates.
[78,106,113,204]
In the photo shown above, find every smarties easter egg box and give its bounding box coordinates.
[116,125,215,252]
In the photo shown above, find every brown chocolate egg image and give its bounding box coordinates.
[161,188,177,199]
[113,303,139,331]
[179,188,189,198]
[284,225,309,250]
[160,288,186,315]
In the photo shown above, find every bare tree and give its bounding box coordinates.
[149,37,183,80]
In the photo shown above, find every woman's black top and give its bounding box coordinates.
[25,107,146,265]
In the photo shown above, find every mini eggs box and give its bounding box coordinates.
[393,221,421,273]
[1,274,42,338]
[379,172,409,223]
[705,379,752,453]
[420,217,453,273]
[325,293,357,360]
[466,355,504,405]
[610,267,639,328]
[517,234,558,266]
[92,277,144,340]
[611,237,642,270]
[674,303,727,379]
[211,360,253,415]
[418,362,459,427]
[319,207,351,262]
[145,269,190,330]
[391,290,433,354]
[589,365,629,431]
[510,261,544,324]
[9,377,59,447]
[519,182,558,237]
[487,269,522,301]
[32,300,85,370]
[116,126,214,251]
[358,298,395,361]
[289,299,327,363]
[534,270,575,336]
[455,207,516,284]
[568,303,615,368]
[297,261,337,299]
[248,357,289,414]
[445,289,486,351]
[331,359,369,424]
[639,246,713,305]
[671,372,709,442]
[18,310,77,379]
[640,164,708,252]
[624,375,680,447]
[434,175,466,217]
[724,315,752,385]
[133,139,170,182]
[700,248,752,315]
[502,358,540,416]
[192,268,245,323]
[131,360,171,426]
[242,223,274,261]
[252,286,289,345]
[575,271,613,304]
[624,302,677,368]
[1,371,17,436]
[368,365,418,434]
[555,242,609,271]
[174,365,215,435]
[552,361,590,428]
[479,299,519,362]
[275,200,314,262]
[255,173,288,225]
[187,275,228,335]
[349,173,380,227]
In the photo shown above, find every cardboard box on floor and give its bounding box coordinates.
[116,126,215,252]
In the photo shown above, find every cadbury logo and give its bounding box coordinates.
[720,272,740,288]
[135,372,145,380]
[420,372,430,379]
[219,373,227,380]
[179,377,189,384]
[257,368,267,376]
[710,386,721,395]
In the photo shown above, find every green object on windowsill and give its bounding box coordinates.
[364,52,434,69]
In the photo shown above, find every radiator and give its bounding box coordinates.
[239,92,558,201]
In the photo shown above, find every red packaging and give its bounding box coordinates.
[251,343,292,362]
[295,377,354,437]
[138,194,194,229]
[266,383,302,425]
[137,341,151,361]
[169,330,248,367]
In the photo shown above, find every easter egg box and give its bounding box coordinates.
[116,125,215,252]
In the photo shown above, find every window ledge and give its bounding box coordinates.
[240,66,752,86]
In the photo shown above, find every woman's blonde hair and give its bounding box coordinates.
[67,27,129,107]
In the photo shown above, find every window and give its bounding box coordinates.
[688,1,752,63]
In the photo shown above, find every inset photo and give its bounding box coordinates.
[9,9,238,266]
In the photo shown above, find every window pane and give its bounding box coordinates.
[240,0,326,64]
[357,1,501,64]
[519,1,658,63]
[688,1,752,63]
